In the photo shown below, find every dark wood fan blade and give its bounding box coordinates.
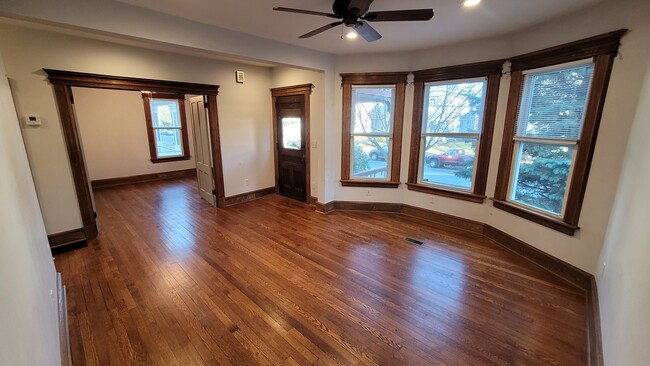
[363,9,434,22]
[352,21,381,42]
[348,0,374,15]
[299,21,344,38]
[273,7,338,18]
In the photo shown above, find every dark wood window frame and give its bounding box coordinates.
[493,29,627,235]
[407,60,504,203]
[45,69,226,240]
[142,92,192,163]
[340,72,408,188]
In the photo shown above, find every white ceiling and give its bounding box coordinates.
[115,0,604,55]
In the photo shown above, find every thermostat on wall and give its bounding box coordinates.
[22,115,42,126]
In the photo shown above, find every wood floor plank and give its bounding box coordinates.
[55,177,588,365]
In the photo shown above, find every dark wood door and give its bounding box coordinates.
[276,95,306,202]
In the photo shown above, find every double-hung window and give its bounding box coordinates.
[340,73,407,187]
[493,30,626,235]
[142,93,191,163]
[407,61,503,202]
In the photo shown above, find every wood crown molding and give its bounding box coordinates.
[412,59,505,82]
[340,72,409,85]
[45,69,220,95]
[270,84,313,97]
[509,29,627,71]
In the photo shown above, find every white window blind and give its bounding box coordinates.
[515,62,594,141]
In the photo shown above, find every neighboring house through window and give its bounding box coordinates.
[142,92,191,163]
[340,72,407,188]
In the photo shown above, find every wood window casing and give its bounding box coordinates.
[340,72,408,188]
[407,60,504,203]
[492,29,627,235]
[142,92,191,163]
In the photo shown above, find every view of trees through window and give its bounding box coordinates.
[351,86,394,179]
[510,62,593,215]
[419,79,486,190]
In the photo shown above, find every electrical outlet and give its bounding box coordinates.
[366,189,371,196]
[244,179,249,186]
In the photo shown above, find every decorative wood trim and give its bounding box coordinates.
[51,84,98,239]
[314,201,335,213]
[587,277,604,366]
[340,180,400,188]
[142,93,192,162]
[493,31,625,235]
[333,201,402,213]
[224,186,276,206]
[407,60,502,201]
[206,94,226,208]
[412,59,505,82]
[270,84,313,97]
[307,196,318,205]
[340,72,409,85]
[340,72,406,186]
[482,225,588,289]
[491,199,578,236]
[45,69,225,233]
[509,29,627,71]
[401,204,485,235]
[91,168,196,189]
[57,273,72,366]
[405,183,486,203]
[48,228,86,248]
[44,69,220,94]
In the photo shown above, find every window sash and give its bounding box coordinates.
[350,135,392,181]
[417,136,479,191]
[422,77,487,135]
[507,140,578,217]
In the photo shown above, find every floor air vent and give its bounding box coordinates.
[404,237,423,245]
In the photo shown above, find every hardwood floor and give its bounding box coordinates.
[55,178,588,365]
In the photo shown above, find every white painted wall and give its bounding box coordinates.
[0,54,60,366]
[597,41,650,366]
[0,23,276,234]
[74,88,196,180]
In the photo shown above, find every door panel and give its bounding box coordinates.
[276,96,306,201]
[189,96,216,206]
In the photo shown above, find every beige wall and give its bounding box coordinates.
[597,37,650,366]
[0,55,60,366]
[0,23,276,235]
[74,88,196,180]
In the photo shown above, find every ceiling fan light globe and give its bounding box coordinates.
[345,31,358,40]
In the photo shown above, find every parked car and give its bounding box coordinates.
[425,149,474,168]
[369,148,387,161]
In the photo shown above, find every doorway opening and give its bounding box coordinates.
[46,69,226,240]
[270,84,313,202]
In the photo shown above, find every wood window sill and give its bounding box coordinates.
[340,180,400,188]
[490,198,578,236]
[406,183,486,203]
[151,156,191,163]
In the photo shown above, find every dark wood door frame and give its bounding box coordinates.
[270,84,313,203]
[45,69,226,239]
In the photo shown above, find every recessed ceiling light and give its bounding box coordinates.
[463,0,481,7]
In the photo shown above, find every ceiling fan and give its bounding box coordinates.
[273,0,434,42]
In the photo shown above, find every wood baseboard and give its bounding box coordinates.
[224,187,276,206]
[312,199,601,364]
[49,228,87,254]
[57,273,71,366]
[91,168,196,189]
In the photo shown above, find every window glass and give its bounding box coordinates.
[510,142,575,215]
[155,129,183,158]
[151,99,181,128]
[508,61,593,216]
[352,87,394,134]
[147,98,185,159]
[281,117,301,150]
[352,136,389,179]
[418,78,486,191]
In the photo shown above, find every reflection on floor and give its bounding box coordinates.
[56,177,588,365]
